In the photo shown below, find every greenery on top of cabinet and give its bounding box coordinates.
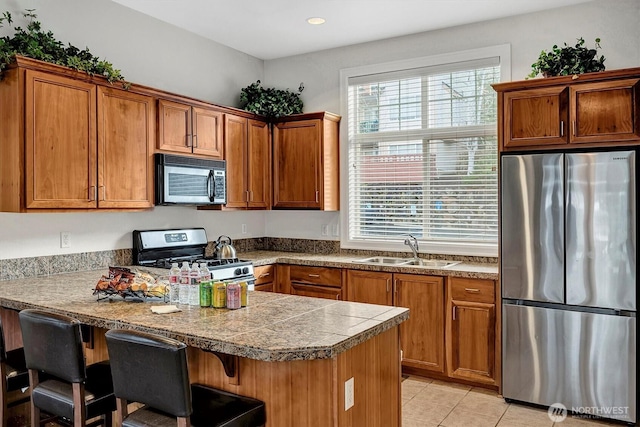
[240,80,304,118]
[0,9,128,87]
[528,37,606,79]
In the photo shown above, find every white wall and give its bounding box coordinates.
[262,0,640,246]
[1,0,639,259]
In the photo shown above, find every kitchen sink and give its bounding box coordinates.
[402,259,461,268]
[354,256,413,265]
[353,256,461,269]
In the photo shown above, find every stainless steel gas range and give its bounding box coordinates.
[132,228,255,286]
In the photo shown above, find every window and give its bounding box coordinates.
[341,46,509,256]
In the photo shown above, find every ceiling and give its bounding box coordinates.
[112,0,594,60]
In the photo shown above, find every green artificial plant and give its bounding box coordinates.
[0,9,128,87]
[240,80,304,118]
[528,37,606,79]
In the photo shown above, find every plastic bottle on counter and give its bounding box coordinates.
[168,262,180,304]
[179,261,190,304]
[189,263,201,306]
[199,263,211,283]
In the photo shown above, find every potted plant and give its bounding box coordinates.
[240,80,304,118]
[0,9,127,87]
[527,37,606,79]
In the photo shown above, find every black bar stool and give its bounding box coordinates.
[105,329,266,427]
[18,309,116,427]
[1,317,30,427]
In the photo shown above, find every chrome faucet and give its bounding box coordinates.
[404,234,419,260]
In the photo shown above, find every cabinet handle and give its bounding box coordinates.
[560,120,564,137]
[315,190,319,203]
[245,190,249,202]
[98,186,106,201]
[572,120,576,136]
[192,134,198,148]
[249,190,253,202]
[89,186,96,201]
[259,273,270,278]
[453,306,456,320]
[186,135,191,148]
[393,279,398,297]
[308,274,320,278]
[386,278,391,292]
[464,288,480,293]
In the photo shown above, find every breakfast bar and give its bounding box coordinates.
[0,269,409,427]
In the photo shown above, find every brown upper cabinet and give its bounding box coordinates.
[0,59,155,212]
[272,112,340,210]
[157,99,223,158]
[494,68,640,151]
[223,115,271,209]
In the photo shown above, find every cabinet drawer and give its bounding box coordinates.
[291,283,342,300]
[254,265,275,285]
[289,266,341,287]
[450,278,495,303]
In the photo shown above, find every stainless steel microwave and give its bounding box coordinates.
[155,154,226,205]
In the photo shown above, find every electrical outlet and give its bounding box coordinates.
[60,232,71,248]
[331,224,339,236]
[321,224,329,236]
[345,377,354,410]
[241,224,247,234]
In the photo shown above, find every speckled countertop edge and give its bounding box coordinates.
[0,269,409,362]
[241,251,499,280]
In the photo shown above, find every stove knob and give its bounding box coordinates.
[242,267,249,274]
[234,268,242,276]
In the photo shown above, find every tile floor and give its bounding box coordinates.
[402,377,626,427]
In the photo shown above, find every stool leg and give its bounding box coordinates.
[72,383,86,427]
[115,398,127,426]
[103,410,112,427]
[28,370,40,427]
[177,416,191,427]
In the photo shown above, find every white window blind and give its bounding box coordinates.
[347,57,500,250]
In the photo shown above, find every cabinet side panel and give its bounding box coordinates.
[0,68,24,212]
[322,117,340,210]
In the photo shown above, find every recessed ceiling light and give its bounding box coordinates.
[307,17,326,25]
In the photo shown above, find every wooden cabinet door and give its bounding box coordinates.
[192,106,223,158]
[25,70,97,208]
[273,119,321,208]
[394,274,445,374]
[157,99,192,154]
[571,78,640,144]
[290,283,341,300]
[254,265,275,292]
[97,87,155,208]
[224,114,249,208]
[346,270,393,305]
[448,300,496,385]
[247,119,270,209]
[503,86,569,148]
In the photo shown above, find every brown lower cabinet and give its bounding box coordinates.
[345,269,498,388]
[278,264,343,300]
[254,264,275,292]
[446,277,497,386]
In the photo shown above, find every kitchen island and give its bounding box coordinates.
[0,269,408,427]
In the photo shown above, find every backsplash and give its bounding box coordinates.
[0,237,496,281]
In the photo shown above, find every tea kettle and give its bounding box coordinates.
[215,235,237,260]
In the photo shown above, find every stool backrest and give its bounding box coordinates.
[18,309,86,383]
[105,329,192,418]
[0,318,7,362]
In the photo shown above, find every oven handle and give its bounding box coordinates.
[207,170,214,201]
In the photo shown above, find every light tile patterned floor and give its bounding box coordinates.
[402,377,626,427]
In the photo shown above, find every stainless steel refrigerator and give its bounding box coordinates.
[501,150,637,423]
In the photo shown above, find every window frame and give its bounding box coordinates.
[339,45,511,257]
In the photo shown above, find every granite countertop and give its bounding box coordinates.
[0,269,408,362]
[240,251,499,280]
